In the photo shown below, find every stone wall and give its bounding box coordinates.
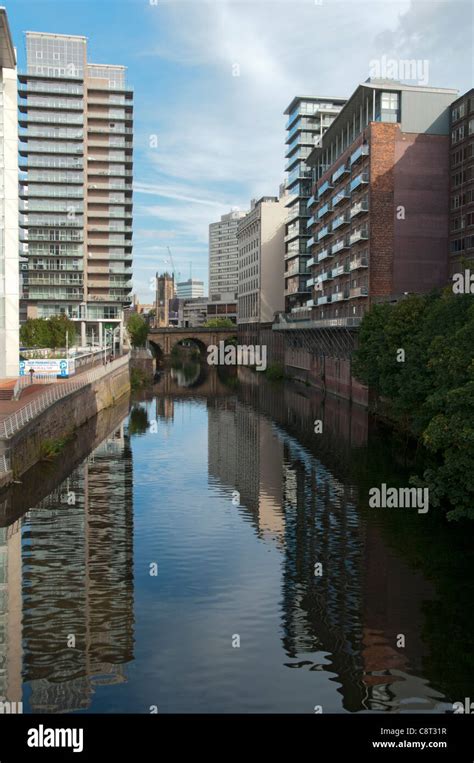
[2,362,130,482]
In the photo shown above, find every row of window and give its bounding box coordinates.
[452,166,474,187]
[451,120,474,144]
[451,212,474,231]
[451,235,474,252]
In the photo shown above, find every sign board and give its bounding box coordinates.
[19,358,76,378]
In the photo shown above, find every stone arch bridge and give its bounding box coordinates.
[148,327,236,359]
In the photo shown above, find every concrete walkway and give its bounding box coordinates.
[0,356,122,424]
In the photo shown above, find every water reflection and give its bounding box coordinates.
[0,407,134,714]
[0,366,472,713]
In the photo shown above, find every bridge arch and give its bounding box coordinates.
[148,327,237,361]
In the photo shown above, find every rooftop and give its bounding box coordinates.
[284,95,347,115]
[0,8,16,69]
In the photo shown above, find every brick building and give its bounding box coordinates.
[449,88,474,274]
[305,79,458,325]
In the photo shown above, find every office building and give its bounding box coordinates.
[305,79,457,325]
[209,210,247,301]
[237,196,286,326]
[176,278,204,299]
[284,96,345,313]
[449,88,474,274]
[0,8,19,377]
[18,31,133,347]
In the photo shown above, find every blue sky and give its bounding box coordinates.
[9,0,473,300]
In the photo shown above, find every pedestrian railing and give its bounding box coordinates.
[0,354,129,440]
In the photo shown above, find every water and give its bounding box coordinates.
[1,367,473,714]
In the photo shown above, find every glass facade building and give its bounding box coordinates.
[18,32,133,345]
[284,96,345,314]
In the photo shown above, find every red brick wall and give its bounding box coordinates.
[393,131,449,292]
[369,122,396,298]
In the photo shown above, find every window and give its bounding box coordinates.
[376,91,400,123]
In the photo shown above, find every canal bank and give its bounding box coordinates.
[0,354,130,488]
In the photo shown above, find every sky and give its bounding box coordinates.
[9,0,474,300]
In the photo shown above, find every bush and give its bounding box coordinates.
[353,290,474,520]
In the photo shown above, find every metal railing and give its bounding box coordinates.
[0,354,129,440]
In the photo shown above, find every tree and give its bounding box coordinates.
[203,317,235,328]
[127,313,148,347]
[19,316,75,349]
[353,289,474,520]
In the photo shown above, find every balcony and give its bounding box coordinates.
[350,227,369,245]
[350,172,369,192]
[307,257,314,268]
[350,256,369,271]
[317,247,331,262]
[18,81,83,97]
[307,277,314,287]
[350,199,369,217]
[332,187,350,207]
[332,212,350,231]
[306,216,315,229]
[306,299,315,308]
[307,195,316,208]
[317,202,331,220]
[332,236,350,254]
[318,270,333,282]
[286,204,309,224]
[349,286,369,299]
[332,291,345,302]
[317,225,331,241]
[307,236,315,248]
[317,295,332,305]
[284,226,300,243]
[332,163,350,184]
[350,144,369,165]
[317,179,334,198]
[332,264,344,277]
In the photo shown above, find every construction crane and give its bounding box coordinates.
[165,246,180,282]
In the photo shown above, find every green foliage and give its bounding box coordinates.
[128,404,149,434]
[353,290,474,519]
[127,313,148,347]
[20,315,75,349]
[39,434,71,461]
[203,317,236,328]
[265,362,285,381]
[130,367,148,390]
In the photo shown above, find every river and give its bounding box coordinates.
[0,365,472,714]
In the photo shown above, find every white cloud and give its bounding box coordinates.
[131,0,472,298]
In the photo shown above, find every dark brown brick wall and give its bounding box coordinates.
[369,122,396,298]
[393,131,449,292]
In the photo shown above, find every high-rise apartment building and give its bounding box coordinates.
[18,32,133,346]
[209,209,247,301]
[449,88,474,274]
[284,96,345,313]
[0,9,19,377]
[237,196,286,326]
[305,79,457,326]
[176,278,205,299]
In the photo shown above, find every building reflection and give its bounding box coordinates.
[21,422,134,713]
[0,519,22,709]
[207,372,447,712]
